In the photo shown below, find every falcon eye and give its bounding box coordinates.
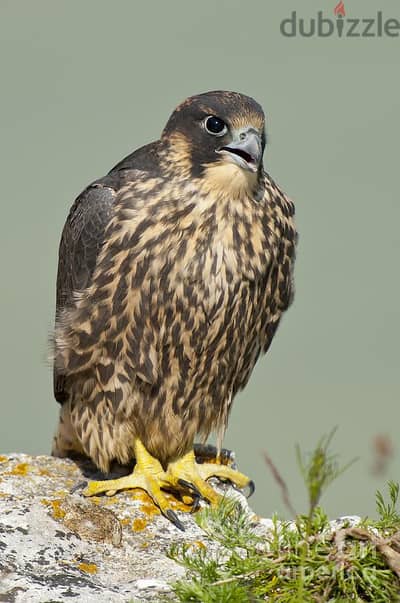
[204,115,227,136]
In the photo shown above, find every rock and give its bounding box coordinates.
[0,453,253,602]
[0,453,365,602]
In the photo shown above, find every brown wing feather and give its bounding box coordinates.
[54,184,116,402]
[53,141,162,403]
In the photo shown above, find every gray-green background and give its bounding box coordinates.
[1,0,399,518]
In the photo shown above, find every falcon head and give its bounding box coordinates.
[162,91,266,194]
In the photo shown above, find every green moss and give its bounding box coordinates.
[167,433,400,602]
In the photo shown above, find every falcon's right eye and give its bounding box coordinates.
[204,115,228,137]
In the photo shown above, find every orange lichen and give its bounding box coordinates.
[38,468,52,477]
[170,498,193,513]
[140,502,161,517]
[41,498,66,519]
[7,463,29,476]
[55,489,68,497]
[130,490,154,504]
[128,488,193,516]
[129,491,161,516]
[0,456,7,463]
[120,518,130,526]
[132,517,147,531]
[77,562,98,574]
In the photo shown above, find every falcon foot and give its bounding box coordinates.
[164,449,254,503]
[193,443,255,498]
[82,438,186,530]
[82,438,254,530]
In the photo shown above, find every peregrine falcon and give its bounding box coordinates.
[53,91,297,528]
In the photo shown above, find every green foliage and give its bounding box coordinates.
[375,481,400,532]
[296,427,357,526]
[168,432,400,602]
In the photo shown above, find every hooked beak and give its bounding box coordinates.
[217,127,262,173]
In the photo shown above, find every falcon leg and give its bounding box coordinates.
[82,438,186,530]
[165,449,255,503]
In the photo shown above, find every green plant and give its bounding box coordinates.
[296,427,357,527]
[375,481,400,532]
[167,432,400,602]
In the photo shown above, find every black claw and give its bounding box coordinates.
[177,478,202,499]
[186,494,204,513]
[175,480,201,511]
[246,480,256,498]
[165,509,185,531]
[231,479,255,498]
[190,494,201,513]
[70,480,87,494]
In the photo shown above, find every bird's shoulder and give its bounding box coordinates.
[66,139,164,226]
[57,140,164,300]
[108,140,162,176]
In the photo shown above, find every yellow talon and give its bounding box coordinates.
[81,438,254,529]
[197,461,254,494]
[82,439,187,528]
[165,449,254,503]
[165,450,222,506]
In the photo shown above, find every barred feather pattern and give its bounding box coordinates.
[53,166,296,472]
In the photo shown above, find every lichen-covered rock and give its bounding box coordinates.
[0,453,251,602]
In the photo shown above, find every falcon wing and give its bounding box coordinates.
[54,183,116,402]
[54,141,162,403]
[55,142,159,318]
[54,172,191,398]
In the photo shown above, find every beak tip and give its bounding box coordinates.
[217,128,262,172]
